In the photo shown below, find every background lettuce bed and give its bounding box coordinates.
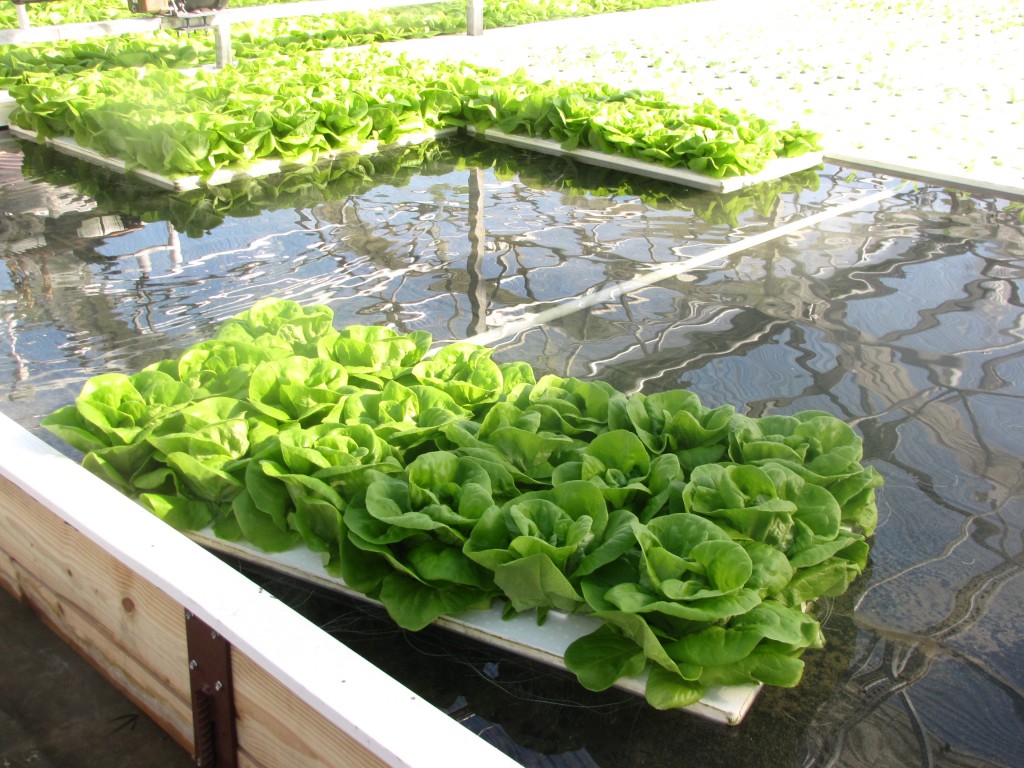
[42,298,881,710]
[0,0,708,82]
[8,48,820,181]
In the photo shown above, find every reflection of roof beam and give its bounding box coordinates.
[470,184,907,349]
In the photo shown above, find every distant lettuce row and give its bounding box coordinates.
[2,0,706,78]
[43,298,881,709]
[9,48,820,180]
[10,51,466,176]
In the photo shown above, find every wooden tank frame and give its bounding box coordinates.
[0,413,520,767]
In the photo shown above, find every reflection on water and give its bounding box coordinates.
[497,187,1024,767]
[2,132,1022,767]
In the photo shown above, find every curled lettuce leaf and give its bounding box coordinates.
[342,453,502,629]
[216,297,336,357]
[317,324,432,386]
[465,480,632,614]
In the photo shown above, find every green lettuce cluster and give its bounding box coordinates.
[43,298,881,709]
[9,46,819,181]
[1,1,706,86]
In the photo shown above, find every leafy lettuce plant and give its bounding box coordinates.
[409,341,534,412]
[727,411,883,536]
[41,298,882,713]
[215,297,338,357]
[464,480,637,615]
[317,324,432,387]
[551,429,684,521]
[246,355,355,426]
[504,374,629,439]
[342,451,510,630]
[41,368,192,454]
[329,378,472,454]
[625,388,735,472]
[232,422,402,567]
[439,400,584,486]
[567,512,824,708]
[165,337,294,400]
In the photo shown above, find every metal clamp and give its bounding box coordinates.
[185,610,238,768]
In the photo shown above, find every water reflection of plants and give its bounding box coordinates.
[19,135,822,239]
[456,140,822,226]
[18,138,449,238]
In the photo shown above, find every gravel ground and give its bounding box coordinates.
[385,0,1024,197]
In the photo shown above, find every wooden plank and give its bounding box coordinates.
[466,126,824,192]
[0,413,520,767]
[231,651,389,768]
[0,476,195,751]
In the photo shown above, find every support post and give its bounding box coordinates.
[214,21,233,69]
[466,0,482,35]
[16,3,30,29]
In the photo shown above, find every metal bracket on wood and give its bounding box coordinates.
[185,609,238,768]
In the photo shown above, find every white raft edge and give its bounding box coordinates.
[465,126,824,192]
[7,119,821,194]
[188,524,762,726]
[7,124,459,191]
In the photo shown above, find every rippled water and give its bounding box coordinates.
[2,133,1022,767]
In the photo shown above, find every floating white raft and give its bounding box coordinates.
[466,126,824,193]
[0,91,15,128]
[193,531,763,726]
[7,124,459,191]
[6,119,821,193]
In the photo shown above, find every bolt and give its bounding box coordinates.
[214,681,223,692]
[211,630,218,640]
[189,660,198,670]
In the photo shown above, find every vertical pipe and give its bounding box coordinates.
[16,3,30,29]
[214,21,233,69]
[466,0,483,36]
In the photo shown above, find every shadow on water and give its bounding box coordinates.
[2,132,1022,767]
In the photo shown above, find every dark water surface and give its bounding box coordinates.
[2,134,1022,767]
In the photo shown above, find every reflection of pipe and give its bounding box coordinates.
[465,168,488,337]
[167,223,182,272]
[127,223,183,274]
[3,312,28,384]
[464,184,908,349]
